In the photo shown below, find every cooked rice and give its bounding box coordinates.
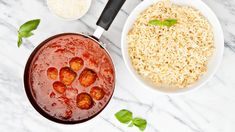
[128,1,214,89]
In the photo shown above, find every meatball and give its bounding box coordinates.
[79,68,97,87]
[90,86,105,100]
[69,57,84,71]
[76,93,93,109]
[53,81,66,94]
[59,67,77,85]
[47,67,58,80]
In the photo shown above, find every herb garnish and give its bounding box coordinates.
[115,109,147,131]
[17,19,40,47]
[149,18,177,27]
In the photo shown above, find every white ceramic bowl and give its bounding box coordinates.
[47,0,92,21]
[121,0,224,95]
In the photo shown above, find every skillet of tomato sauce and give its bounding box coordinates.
[27,34,115,122]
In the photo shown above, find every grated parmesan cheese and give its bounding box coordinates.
[47,0,91,20]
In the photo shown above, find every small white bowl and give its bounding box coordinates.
[121,0,224,95]
[47,0,92,21]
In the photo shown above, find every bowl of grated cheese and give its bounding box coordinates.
[47,0,92,21]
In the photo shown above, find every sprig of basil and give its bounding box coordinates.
[132,117,147,131]
[115,109,147,131]
[17,19,40,47]
[149,18,177,27]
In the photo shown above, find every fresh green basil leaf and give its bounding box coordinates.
[132,117,147,131]
[19,31,34,38]
[149,19,163,26]
[163,19,177,27]
[17,19,40,47]
[115,109,133,124]
[19,19,40,33]
[149,18,177,27]
[17,36,23,47]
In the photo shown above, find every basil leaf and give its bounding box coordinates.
[115,109,148,131]
[17,19,40,47]
[17,36,23,47]
[132,117,147,131]
[149,19,163,26]
[115,109,133,124]
[19,19,40,33]
[163,19,177,27]
[19,31,34,38]
[149,18,177,27]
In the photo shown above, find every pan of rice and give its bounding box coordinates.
[121,0,224,94]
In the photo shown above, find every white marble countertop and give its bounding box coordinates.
[0,0,235,132]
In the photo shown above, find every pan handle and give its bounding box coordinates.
[94,0,125,37]
[97,0,126,30]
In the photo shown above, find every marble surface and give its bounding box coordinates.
[0,0,235,132]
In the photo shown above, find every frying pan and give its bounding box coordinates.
[24,0,126,124]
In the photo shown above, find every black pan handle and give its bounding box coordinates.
[96,0,126,31]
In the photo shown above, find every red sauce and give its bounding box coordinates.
[28,34,115,121]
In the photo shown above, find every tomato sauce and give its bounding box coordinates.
[28,34,115,121]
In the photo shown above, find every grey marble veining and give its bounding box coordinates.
[0,0,235,132]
